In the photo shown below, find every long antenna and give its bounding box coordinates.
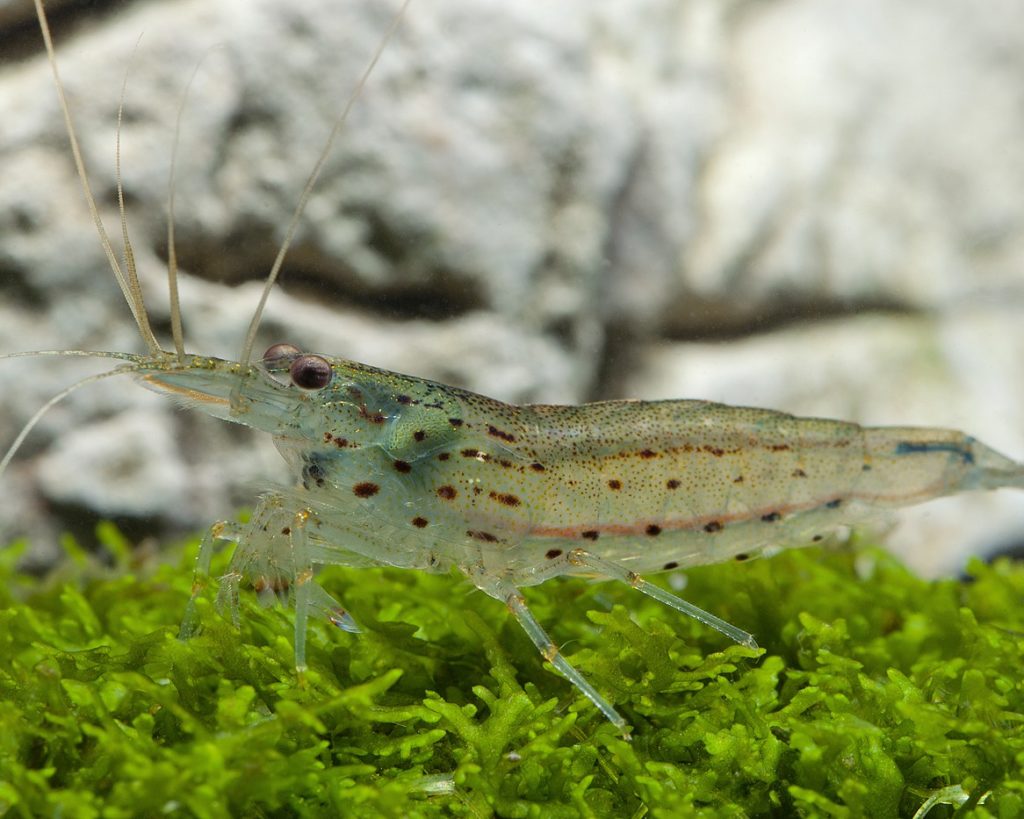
[33,0,163,356]
[238,0,414,366]
[114,38,158,354]
[0,365,138,478]
[166,59,210,363]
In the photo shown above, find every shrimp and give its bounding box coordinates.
[8,0,1024,737]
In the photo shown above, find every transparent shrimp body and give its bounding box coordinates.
[135,344,1024,734]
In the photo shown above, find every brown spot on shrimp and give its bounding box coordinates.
[489,491,521,507]
[353,482,380,498]
[645,524,662,536]
[321,430,350,448]
[467,530,499,543]
[666,478,681,489]
[393,459,412,473]
[411,517,429,528]
[347,388,387,424]
[545,549,562,559]
[437,485,457,500]
[487,425,516,443]
[704,520,723,533]
[607,479,622,490]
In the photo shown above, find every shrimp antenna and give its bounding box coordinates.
[238,0,414,366]
[0,350,141,364]
[114,37,151,353]
[33,0,163,357]
[0,365,138,479]
[166,56,211,364]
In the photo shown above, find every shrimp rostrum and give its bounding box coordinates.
[12,0,1024,736]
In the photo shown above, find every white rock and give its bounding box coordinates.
[35,408,192,519]
[2,0,1023,574]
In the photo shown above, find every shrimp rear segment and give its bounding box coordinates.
[502,402,1024,576]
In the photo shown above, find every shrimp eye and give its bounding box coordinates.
[290,354,333,390]
[262,343,302,364]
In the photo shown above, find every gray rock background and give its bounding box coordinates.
[1,0,1023,575]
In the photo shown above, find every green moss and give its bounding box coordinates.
[1,527,1022,817]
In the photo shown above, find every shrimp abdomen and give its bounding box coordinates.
[493,401,1024,575]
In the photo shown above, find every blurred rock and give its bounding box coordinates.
[1,0,1023,575]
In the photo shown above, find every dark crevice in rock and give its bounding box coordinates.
[660,295,912,342]
[278,267,484,321]
[588,319,641,402]
[590,298,916,401]
[961,539,1024,576]
[0,263,48,308]
[155,229,485,321]
[45,498,161,558]
[0,0,133,65]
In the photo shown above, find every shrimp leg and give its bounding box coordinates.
[180,496,359,666]
[498,583,631,737]
[287,508,362,668]
[480,546,758,735]
[565,549,757,648]
[179,519,241,639]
